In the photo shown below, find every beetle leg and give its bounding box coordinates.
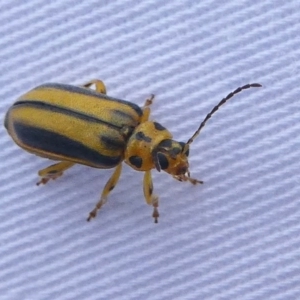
[144,94,155,107]
[37,161,75,185]
[87,163,122,221]
[173,175,203,185]
[83,79,107,94]
[143,170,159,223]
[141,94,155,122]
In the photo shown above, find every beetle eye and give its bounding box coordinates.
[157,153,169,170]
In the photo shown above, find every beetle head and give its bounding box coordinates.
[152,139,189,175]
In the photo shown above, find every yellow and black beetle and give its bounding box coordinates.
[4,80,261,222]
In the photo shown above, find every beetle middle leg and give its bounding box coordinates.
[83,79,107,94]
[37,161,75,185]
[143,170,159,223]
[87,163,122,221]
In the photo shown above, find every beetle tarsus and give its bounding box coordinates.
[144,94,155,107]
[152,201,159,223]
[87,198,107,222]
[36,178,50,186]
[190,178,203,185]
[173,175,203,185]
[36,170,64,186]
[153,207,159,223]
[87,211,97,222]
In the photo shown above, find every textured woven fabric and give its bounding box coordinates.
[1,1,300,299]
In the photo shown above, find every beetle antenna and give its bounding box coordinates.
[186,83,262,145]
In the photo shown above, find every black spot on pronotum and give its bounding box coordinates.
[153,122,166,131]
[157,153,169,170]
[135,131,152,142]
[129,156,143,168]
[109,185,115,191]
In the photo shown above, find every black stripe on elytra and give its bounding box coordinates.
[111,109,138,125]
[12,101,121,130]
[36,83,143,117]
[100,135,125,151]
[14,122,121,168]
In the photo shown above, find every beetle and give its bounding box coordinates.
[4,80,261,223]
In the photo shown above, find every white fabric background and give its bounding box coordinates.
[1,1,300,299]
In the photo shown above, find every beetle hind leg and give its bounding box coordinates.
[87,163,122,221]
[37,161,75,185]
[83,79,107,94]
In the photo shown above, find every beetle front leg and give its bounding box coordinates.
[83,79,107,94]
[143,170,159,223]
[173,174,203,185]
[141,94,155,123]
[87,163,122,221]
[37,161,75,185]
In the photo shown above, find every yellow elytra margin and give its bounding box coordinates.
[4,79,262,223]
